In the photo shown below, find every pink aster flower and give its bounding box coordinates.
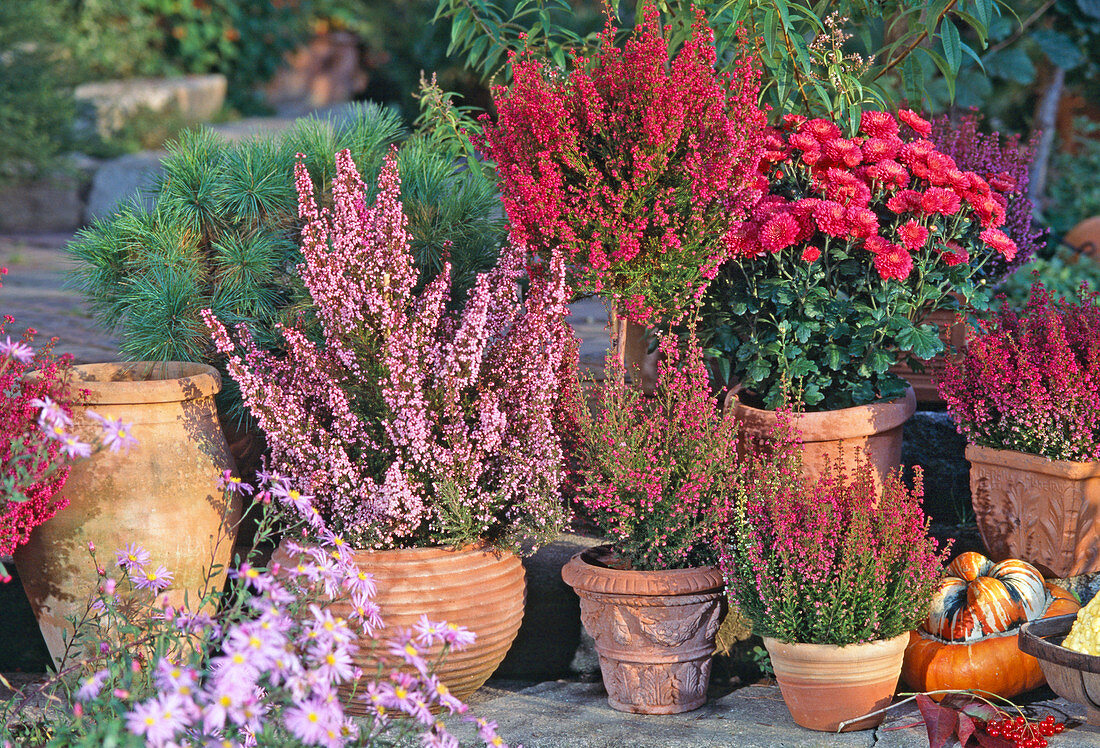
[125,693,189,747]
[284,697,341,744]
[58,434,92,459]
[75,668,110,702]
[87,411,138,453]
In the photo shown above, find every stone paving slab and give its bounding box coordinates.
[453,680,1100,748]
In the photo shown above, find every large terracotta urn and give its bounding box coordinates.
[561,546,725,714]
[726,386,916,487]
[765,633,908,731]
[968,444,1100,577]
[14,362,241,666]
[272,542,525,715]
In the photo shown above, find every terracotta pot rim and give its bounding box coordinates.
[966,443,1100,479]
[60,362,222,405]
[561,545,724,596]
[725,385,916,441]
[283,540,515,562]
[763,632,910,655]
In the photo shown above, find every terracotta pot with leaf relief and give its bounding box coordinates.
[561,546,725,714]
[968,444,1100,577]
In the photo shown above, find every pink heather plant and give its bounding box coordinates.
[938,282,1100,462]
[569,334,740,570]
[1,473,512,748]
[476,7,766,328]
[205,149,572,551]
[719,428,950,645]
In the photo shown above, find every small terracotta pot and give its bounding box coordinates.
[765,632,908,731]
[14,362,241,667]
[968,444,1100,577]
[561,546,725,714]
[725,386,916,487]
[272,542,525,714]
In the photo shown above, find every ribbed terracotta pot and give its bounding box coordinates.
[561,546,725,714]
[968,444,1100,577]
[765,632,908,731]
[726,386,916,487]
[14,362,241,667]
[272,542,525,715]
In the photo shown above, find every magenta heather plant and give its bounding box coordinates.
[205,149,572,551]
[719,430,950,646]
[476,7,766,327]
[938,282,1100,462]
[928,111,1046,282]
[569,334,740,570]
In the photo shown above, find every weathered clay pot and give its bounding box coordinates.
[272,542,525,715]
[561,546,725,714]
[968,444,1100,577]
[765,633,909,731]
[14,362,240,666]
[726,386,916,487]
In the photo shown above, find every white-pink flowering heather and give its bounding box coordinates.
[205,148,572,550]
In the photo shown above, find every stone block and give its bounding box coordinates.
[0,174,86,233]
[75,74,227,139]
[84,151,166,223]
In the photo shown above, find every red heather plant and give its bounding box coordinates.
[570,334,740,571]
[938,282,1100,462]
[719,432,950,646]
[0,298,78,558]
[205,150,573,552]
[928,111,1046,283]
[476,7,766,331]
[703,109,1020,410]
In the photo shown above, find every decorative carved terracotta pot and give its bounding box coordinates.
[725,386,916,487]
[14,362,241,667]
[765,633,908,731]
[273,542,525,715]
[968,444,1100,577]
[561,546,725,714]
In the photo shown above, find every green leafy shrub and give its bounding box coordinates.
[0,0,75,184]
[67,104,506,424]
[1046,118,1100,238]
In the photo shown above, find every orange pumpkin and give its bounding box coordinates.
[902,551,1081,699]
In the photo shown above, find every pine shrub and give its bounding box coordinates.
[67,103,506,424]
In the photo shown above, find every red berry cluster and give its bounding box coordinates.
[982,713,1064,748]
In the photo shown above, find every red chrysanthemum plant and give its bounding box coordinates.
[702,109,1023,411]
[476,6,766,381]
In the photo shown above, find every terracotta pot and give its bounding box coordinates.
[272,542,525,714]
[764,633,909,731]
[14,362,241,667]
[725,386,916,487]
[1064,216,1100,260]
[561,546,725,714]
[968,444,1100,577]
[888,308,970,404]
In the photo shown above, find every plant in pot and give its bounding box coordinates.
[701,108,1022,483]
[475,6,766,381]
[560,332,739,714]
[719,432,950,732]
[938,281,1100,577]
[886,111,1046,402]
[204,148,573,708]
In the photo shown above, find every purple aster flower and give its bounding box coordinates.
[75,668,110,702]
[131,564,174,592]
[269,480,315,518]
[32,396,71,431]
[282,697,339,745]
[309,642,357,684]
[87,411,138,453]
[116,543,151,572]
[0,335,33,364]
[59,434,92,459]
[441,622,477,649]
[219,470,255,495]
[125,693,189,746]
